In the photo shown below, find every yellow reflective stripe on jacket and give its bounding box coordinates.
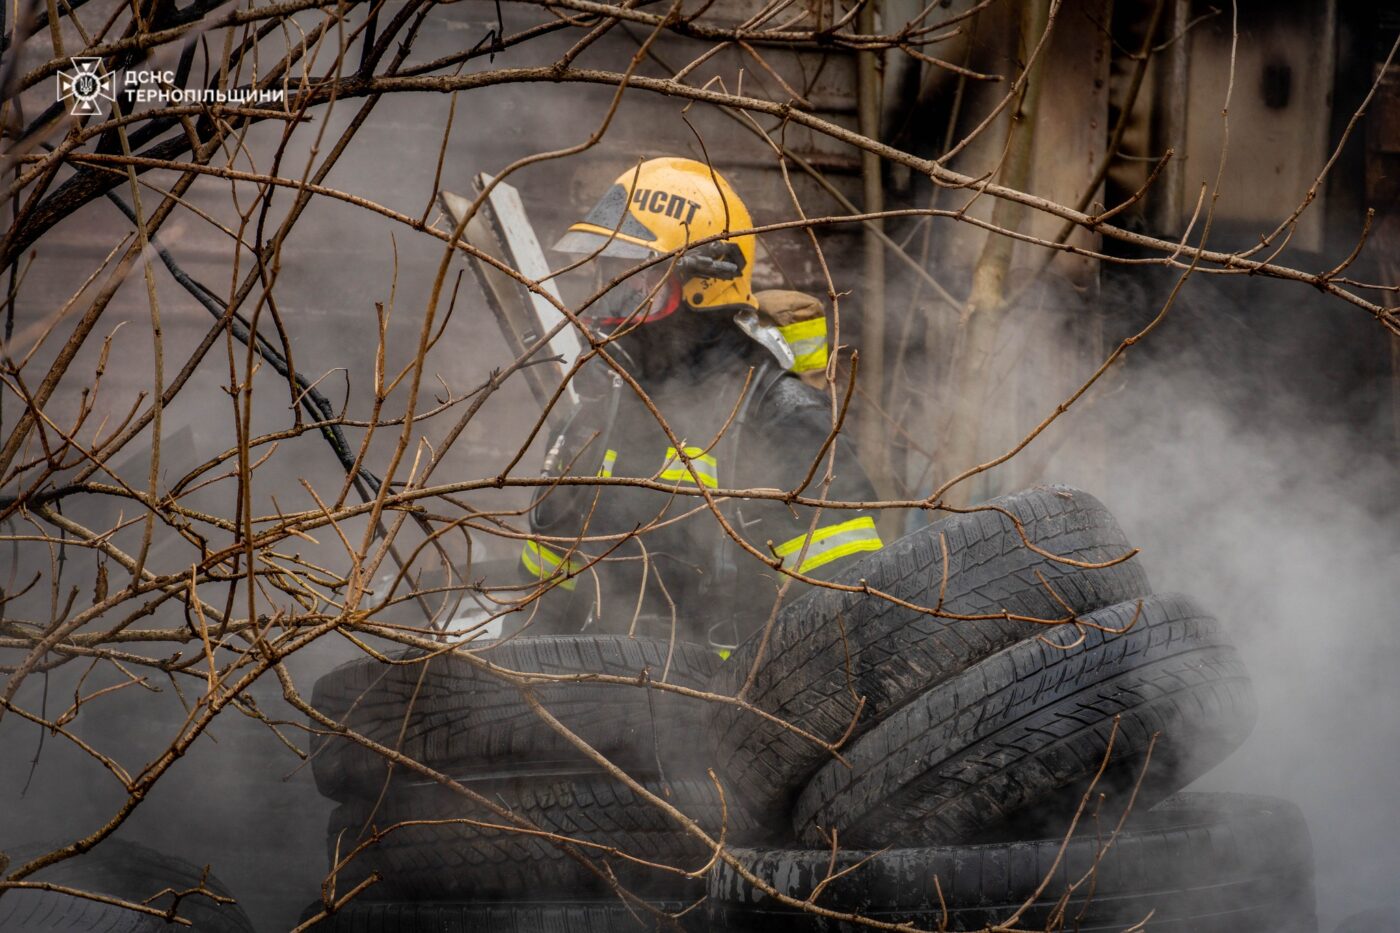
[597,449,617,478]
[774,515,883,574]
[520,539,582,591]
[778,317,829,374]
[659,446,719,489]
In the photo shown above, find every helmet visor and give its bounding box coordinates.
[552,228,654,260]
[552,181,661,260]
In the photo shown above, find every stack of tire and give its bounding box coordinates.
[300,636,744,930]
[704,485,1316,931]
[300,484,1316,932]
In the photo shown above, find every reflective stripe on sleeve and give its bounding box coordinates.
[520,539,582,591]
[778,317,829,374]
[597,449,617,478]
[659,446,719,489]
[774,515,883,574]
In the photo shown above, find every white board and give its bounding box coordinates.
[479,172,583,399]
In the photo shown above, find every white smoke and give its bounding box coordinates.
[1035,281,1400,931]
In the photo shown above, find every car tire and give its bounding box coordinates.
[296,898,699,931]
[310,636,721,800]
[710,485,1152,821]
[793,594,1256,847]
[710,793,1315,932]
[0,840,254,933]
[327,774,749,900]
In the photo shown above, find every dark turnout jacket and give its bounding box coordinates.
[520,312,883,648]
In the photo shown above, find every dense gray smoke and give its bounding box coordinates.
[1031,273,1400,929]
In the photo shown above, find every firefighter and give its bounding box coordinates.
[518,157,884,654]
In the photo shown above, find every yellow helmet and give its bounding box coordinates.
[553,157,758,316]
